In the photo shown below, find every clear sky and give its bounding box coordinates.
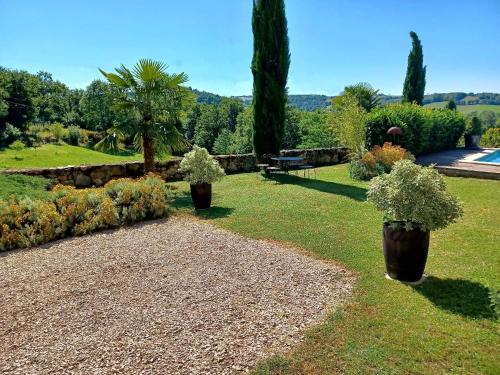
[1,0,499,96]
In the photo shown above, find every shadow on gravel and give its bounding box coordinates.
[266,173,367,201]
[413,276,497,320]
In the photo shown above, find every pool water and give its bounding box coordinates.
[477,150,500,163]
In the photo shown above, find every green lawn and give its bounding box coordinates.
[0,144,143,169]
[0,174,52,200]
[425,102,500,114]
[171,165,499,374]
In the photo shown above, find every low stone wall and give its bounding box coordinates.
[1,147,349,188]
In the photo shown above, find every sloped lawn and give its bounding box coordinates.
[0,144,143,169]
[172,164,499,374]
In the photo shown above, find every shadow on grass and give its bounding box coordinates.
[170,191,234,219]
[413,276,497,320]
[265,172,367,201]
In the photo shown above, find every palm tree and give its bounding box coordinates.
[97,59,194,173]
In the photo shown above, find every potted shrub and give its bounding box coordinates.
[367,160,463,283]
[179,146,225,209]
[464,116,482,149]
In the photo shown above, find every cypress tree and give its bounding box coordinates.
[402,31,426,105]
[251,0,290,158]
[445,99,457,111]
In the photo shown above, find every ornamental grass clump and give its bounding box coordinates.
[0,175,169,251]
[179,145,225,185]
[367,160,463,231]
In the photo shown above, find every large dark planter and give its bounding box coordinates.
[190,183,212,209]
[464,134,481,149]
[383,222,430,282]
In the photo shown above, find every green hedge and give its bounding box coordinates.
[481,127,500,147]
[365,103,465,156]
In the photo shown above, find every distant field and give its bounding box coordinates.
[425,102,500,114]
[0,144,143,169]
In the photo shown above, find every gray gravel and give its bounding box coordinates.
[0,216,354,374]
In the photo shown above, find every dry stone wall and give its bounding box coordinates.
[1,147,349,188]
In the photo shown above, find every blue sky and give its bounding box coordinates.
[1,0,499,96]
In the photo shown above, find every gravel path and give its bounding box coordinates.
[0,217,354,374]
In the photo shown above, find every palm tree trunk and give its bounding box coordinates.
[143,135,155,173]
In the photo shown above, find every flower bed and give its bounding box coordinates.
[0,175,169,251]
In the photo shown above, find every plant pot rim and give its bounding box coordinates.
[383,221,429,232]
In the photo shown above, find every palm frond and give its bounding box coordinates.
[133,59,168,83]
[94,128,123,153]
[99,69,130,88]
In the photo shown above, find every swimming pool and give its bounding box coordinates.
[477,150,500,164]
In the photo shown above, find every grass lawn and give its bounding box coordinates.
[0,174,52,200]
[171,165,499,374]
[425,102,500,114]
[0,144,143,169]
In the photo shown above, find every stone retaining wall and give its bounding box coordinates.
[1,147,349,188]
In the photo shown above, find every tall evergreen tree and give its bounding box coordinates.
[402,31,426,105]
[251,0,290,158]
[445,99,457,111]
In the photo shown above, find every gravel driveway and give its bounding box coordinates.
[0,217,353,374]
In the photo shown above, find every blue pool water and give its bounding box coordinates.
[477,150,500,163]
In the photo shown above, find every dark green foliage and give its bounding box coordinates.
[366,103,465,156]
[445,99,457,111]
[191,88,223,105]
[298,110,337,149]
[193,104,221,151]
[402,31,426,105]
[465,116,482,136]
[251,0,290,157]
[0,123,22,146]
[342,83,381,112]
[0,68,37,132]
[282,106,301,149]
[219,98,244,132]
[212,128,233,155]
[481,127,500,147]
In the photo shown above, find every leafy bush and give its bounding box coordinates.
[465,116,482,136]
[51,122,65,143]
[0,124,22,146]
[0,175,169,251]
[65,126,82,145]
[366,104,465,156]
[481,127,500,147]
[179,145,225,185]
[367,160,463,231]
[9,140,25,159]
[350,142,414,180]
[329,93,368,154]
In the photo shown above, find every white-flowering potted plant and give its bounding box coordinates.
[179,146,225,209]
[367,160,463,283]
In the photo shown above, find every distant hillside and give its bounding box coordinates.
[380,92,500,106]
[190,88,500,111]
[424,103,500,114]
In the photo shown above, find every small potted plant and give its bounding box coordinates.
[179,145,225,209]
[464,116,482,149]
[367,160,463,283]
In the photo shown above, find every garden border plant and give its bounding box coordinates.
[0,175,170,251]
[367,160,463,282]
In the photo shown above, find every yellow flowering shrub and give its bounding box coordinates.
[0,175,169,251]
[350,142,415,180]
